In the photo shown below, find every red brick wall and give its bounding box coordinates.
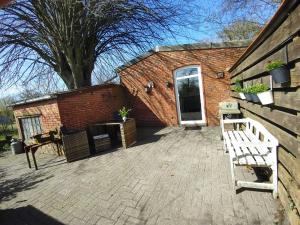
[57,85,126,130]
[13,99,61,139]
[120,48,246,126]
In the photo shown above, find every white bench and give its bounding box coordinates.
[221,118,279,198]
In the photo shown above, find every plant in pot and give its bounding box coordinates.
[233,86,245,99]
[118,106,132,122]
[242,87,253,101]
[266,60,290,84]
[234,78,243,88]
[255,83,274,105]
[248,84,261,103]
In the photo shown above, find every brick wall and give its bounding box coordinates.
[119,48,246,126]
[57,85,126,130]
[13,99,61,139]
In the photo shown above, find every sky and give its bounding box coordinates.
[0,0,280,99]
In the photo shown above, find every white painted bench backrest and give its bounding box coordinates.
[245,118,279,146]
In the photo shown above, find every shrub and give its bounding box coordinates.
[265,60,285,71]
[233,86,242,92]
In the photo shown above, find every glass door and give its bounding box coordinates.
[174,66,206,125]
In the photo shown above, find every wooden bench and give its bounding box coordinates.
[221,118,279,198]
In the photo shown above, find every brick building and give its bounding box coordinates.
[12,41,248,141]
[12,84,125,141]
[118,41,248,126]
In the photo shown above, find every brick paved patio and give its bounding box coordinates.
[0,127,281,225]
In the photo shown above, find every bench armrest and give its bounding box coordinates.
[222,119,249,124]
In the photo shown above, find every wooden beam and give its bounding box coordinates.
[278,147,300,186]
[232,5,300,77]
[241,109,299,156]
[238,101,300,135]
[279,164,300,213]
[278,181,300,225]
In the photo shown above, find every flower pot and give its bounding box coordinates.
[270,65,290,84]
[235,81,243,88]
[257,90,274,105]
[250,93,260,103]
[239,92,246,100]
[122,116,127,122]
[244,93,252,101]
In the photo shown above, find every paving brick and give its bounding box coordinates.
[0,127,279,225]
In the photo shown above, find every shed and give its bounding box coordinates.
[118,41,249,126]
[11,84,126,142]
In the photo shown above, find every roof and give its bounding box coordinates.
[116,40,251,72]
[10,83,121,107]
[229,0,298,72]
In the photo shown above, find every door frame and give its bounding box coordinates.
[173,65,206,126]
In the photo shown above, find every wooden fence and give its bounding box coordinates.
[230,1,300,224]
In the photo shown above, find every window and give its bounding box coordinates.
[20,116,42,141]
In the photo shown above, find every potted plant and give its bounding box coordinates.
[118,106,132,122]
[266,60,290,84]
[255,83,274,105]
[233,86,245,99]
[234,78,243,88]
[248,85,261,103]
[242,87,253,101]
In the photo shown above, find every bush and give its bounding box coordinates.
[233,86,242,92]
[265,60,285,71]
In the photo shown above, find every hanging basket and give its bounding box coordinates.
[250,93,260,103]
[270,65,290,84]
[257,90,274,105]
[244,93,252,101]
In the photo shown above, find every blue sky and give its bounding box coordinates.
[0,0,279,99]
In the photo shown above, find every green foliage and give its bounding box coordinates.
[243,83,269,94]
[118,106,132,118]
[233,86,242,92]
[265,60,285,71]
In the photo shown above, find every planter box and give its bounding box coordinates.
[270,65,290,84]
[257,91,274,105]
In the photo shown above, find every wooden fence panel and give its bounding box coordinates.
[230,2,300,224]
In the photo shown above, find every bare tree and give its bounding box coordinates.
[217,20,262,41]
[0,0,184,90]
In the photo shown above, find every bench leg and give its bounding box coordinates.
[229,158,236,190]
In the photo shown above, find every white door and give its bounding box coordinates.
[174,66,206,125]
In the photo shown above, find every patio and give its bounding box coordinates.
[0,127,281,225]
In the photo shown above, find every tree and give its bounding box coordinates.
[217,20,262,41]
[0,0,182,90]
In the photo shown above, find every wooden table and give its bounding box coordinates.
[25,138,62,170]
[93,118,136,149]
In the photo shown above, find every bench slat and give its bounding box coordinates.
[228,131,255,165]
[234,131,267,166]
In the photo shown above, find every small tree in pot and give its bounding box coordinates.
[266,60,290,84]
[118,107,132,122]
